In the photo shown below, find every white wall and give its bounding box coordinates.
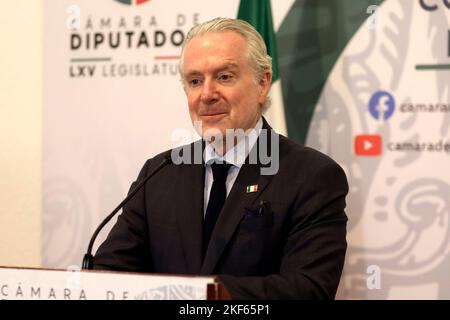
[0,0,42,267]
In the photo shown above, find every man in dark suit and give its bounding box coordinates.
[93,17,348,299]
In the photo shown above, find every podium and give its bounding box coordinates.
[0,266,230,300]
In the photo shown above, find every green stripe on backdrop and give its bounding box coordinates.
[277,0,384,144]
[237,0,280,82]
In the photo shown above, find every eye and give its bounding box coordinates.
[218,74,233,82]
[188,78,202,87]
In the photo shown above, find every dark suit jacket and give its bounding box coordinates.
[93,119,348,299]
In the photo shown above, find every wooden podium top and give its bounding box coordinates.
[0,266,230,300]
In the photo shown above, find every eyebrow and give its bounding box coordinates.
[184,63,239,78]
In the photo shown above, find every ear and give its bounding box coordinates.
[258,71,272,105]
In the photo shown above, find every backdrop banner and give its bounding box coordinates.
[278,0,450,299]
[43,0,240,268]
[43,0,450,299]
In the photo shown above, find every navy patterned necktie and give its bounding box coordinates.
[203,163,232,257]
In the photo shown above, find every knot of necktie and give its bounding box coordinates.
[210,163,232,182]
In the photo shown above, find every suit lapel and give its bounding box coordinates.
[200,118,277,274]
[175,142,205,274]
[200,163,272,274]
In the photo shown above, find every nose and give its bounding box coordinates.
[200,79,219,104]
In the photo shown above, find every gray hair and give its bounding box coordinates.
[179,17,273,111]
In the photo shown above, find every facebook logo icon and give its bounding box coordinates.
[368,91,395,121]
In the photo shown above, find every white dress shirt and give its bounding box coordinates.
[203,117,263,216]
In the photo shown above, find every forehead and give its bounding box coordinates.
[182,31,249,73]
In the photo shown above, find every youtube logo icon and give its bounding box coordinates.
[355,135,382,156]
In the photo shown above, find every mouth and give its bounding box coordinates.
[199,112,227,119]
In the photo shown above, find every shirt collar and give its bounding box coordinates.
[204,117,263,168]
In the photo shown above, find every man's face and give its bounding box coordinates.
[181,31,271,141]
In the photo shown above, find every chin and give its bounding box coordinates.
[201,126,226,140]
